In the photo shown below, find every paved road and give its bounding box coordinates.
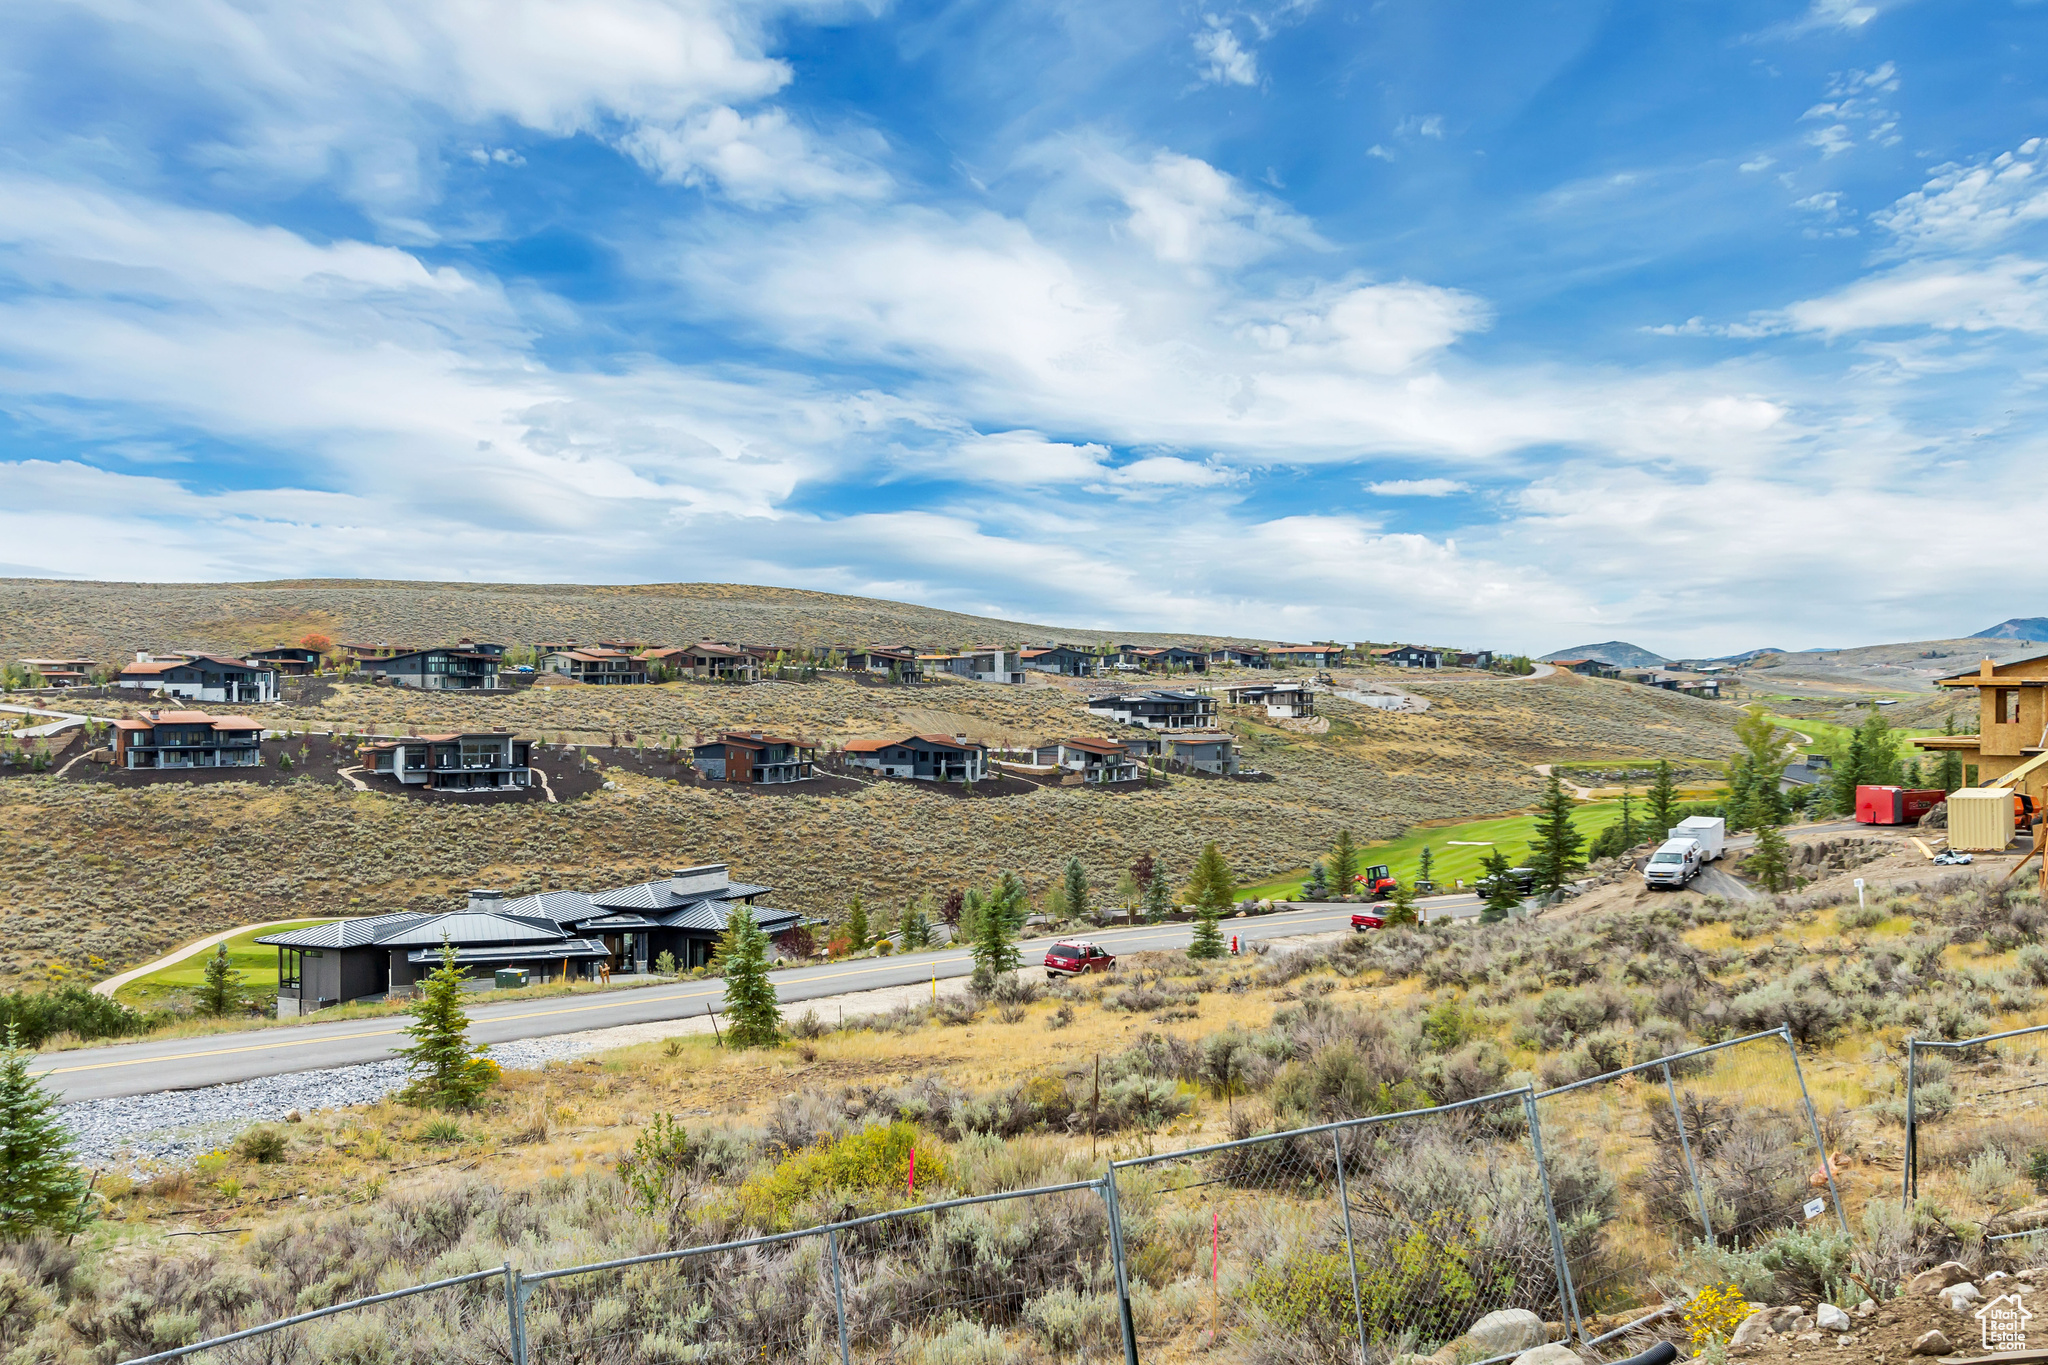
[41,899,1481,1102]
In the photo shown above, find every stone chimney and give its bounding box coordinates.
[466,888,505,912]
[668,864,730,899]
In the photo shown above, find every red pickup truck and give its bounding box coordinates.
[1350,909,1385,932]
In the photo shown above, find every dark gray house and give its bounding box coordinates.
[1085,690,1218,730]
[359,731,532,791]
[692,731,814,783]
[357,646,503,690]
[115,653,280,703]
[1020,645,1100,676]
[841,733,988,782]
[259,864,798,1013]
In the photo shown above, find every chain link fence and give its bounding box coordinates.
[1107,1087,1573,1365]
[1906,1021,2048,1219]
[1534,1026,1846,1359]
[120,1032,1870,1365]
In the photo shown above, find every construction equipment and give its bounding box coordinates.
[1985,750,2047,830]
[1355,863,1398,899]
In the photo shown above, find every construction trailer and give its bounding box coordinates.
[1947,788,2018,852]
[1855,785,1948,826]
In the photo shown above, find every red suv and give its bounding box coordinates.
[1044,940,1116,978]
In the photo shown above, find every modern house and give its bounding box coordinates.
[692,731,814,783]
[542,647,648,686]
[355,646,502,690]
[16,657,98,686]
[1207,647,1269,669]
[259,866,799,1012]
[359,731,532,791]
[1370,645,1445,669]
[841,733,989,782]
[1032,737,1140,784]
[109,711,265,769]
[339,642,421,662]
[115,653,279,704]
[1127,646,1209,673]
[1167,732,1240,775]
[1550,658,1622,679]
[920,648,1025,684]
[642,642,760,681]
[246,646,324,676]
[1020,645,1101,677]
[1457,651,1495,670]
[1269,645,1342,668]
[844,648,923,682]
[1085,690,1218,730]
[1224,682,1315,719]
[1916,654,2048,805]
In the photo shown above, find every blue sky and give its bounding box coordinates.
[2,0,2045,654]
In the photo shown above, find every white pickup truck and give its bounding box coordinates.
[1642,816,1727,890]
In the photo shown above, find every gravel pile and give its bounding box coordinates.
[61,1035,609,1173]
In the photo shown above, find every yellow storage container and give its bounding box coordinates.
[1947,788,2016,851]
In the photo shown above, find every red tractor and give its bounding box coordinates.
[1355,864,1398,900]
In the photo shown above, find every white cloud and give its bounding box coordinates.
[1113,151,1319,267]
[1366,145,1394,162]
[1806,124,1854,158]
[1740,155,1776,173]
[1193,19,1258,86]
[1397,114,1446,140]
[1780,258,2048,336]
[1872,137,2048,253]
[1367,478,1469,497]
[618,106,889,206]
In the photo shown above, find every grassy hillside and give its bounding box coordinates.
[0,673,1742,985]
[0,577,1269,661]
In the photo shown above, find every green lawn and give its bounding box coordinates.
[1235,800,1638,900]
[1765,713,1945,753]
[114,919,337,1008]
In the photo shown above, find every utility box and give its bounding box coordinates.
[494,968,529,990]
[1856,786,1949,825]
[1947,788,2016,851]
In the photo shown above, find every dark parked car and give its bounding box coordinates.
[1477,865,1537,896]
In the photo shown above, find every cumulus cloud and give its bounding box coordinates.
[1112,151,1319,267]
[1193,19,1258,86]
[618,106,889,205]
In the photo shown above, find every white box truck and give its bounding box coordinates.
[1670,815,1725,861]
[1644,839,1703,888]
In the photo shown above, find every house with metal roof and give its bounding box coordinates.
[1166,732,1240,775]
[359,731,532,791]
[110,711,266,769]
[116,652,279,704]
[258,865,796,1013]
[246,646,324,676]
[1223,681,1316,719]
[355,646,503,690]
[1085,690,1218,730]
[1031,737,1139,784]
[843,648,923,683]
[841,734,988,782]
[1206,646,1269,669]
[1020,645,1100,677]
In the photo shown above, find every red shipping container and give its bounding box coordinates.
[1856,785,1948,825]
[1856,785,1901,824]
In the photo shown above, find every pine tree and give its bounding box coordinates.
[1479,851,1520,924]
[1417,845,1435,887]
[1144,866,1171,923]
[718,907,782,1048]
[1186,841,1233,959]
[846,894,870,951]
[1301,862,1330,901]
[0,1026,89,1238]
[970,890,1022,993]
[1383,878,1420,927]
[1329,830,1359,896]
[1937,712,1966,793]
[1062,857,1091,924]
[1647,760,1678,837]
[899,902,931,950]
[1529,774,1586,895]
[1617,787,1638,848]
[197,943,243,1017]
[397,940,499,1109]
[1748,818,1793,893]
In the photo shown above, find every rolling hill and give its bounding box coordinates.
[1538,640,1667,668]
[1972,617,2048,642]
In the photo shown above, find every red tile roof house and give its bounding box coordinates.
[842,734,988,782]
[115,652,279,704]
[110,711,266,769]
[641,642,760,681]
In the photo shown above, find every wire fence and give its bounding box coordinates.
[117,1028,1875,1365]
[1532,1027,1846,1360]
[1906,1020,2048,1210]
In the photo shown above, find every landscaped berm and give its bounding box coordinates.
[13,852,2048,1364]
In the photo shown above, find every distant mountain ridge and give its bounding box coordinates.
[1972,617,2048,642]
[1539,640,1667,668]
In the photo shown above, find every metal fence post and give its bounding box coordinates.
[1903,1037,1918,1207]
[1521,1088,1584,1344]
[1330,1128,1367,1365]
[1661,1062,1713,1243]
[1781,1026,1851,1238]
[1102,1169,1141,1365]
[827,1227,851,1365]
[502,1263,529,1365]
